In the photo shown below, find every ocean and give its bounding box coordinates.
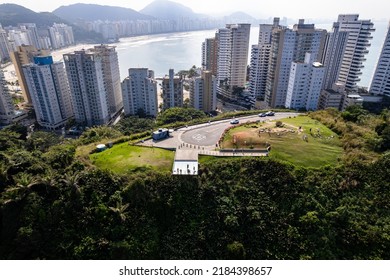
[115,21,389,88]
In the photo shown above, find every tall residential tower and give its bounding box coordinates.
[249,18,280,100]
[0,71,16,125]
[23,56,74,129]
[10,45,50,104]
[189,70,217,112]
[216,23,251,89]
[0,25,10,62]
[121,68,158,117]
[64,49,110,126]
[91,45,123,118]
[285,53,325,111]
[201,37,218,76]
[265,20,327,107]
[323,14,374,91]
[63,45,122,126]
[162,69,183,110]
[370,22,390,96]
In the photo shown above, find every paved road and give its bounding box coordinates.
[180,112,299,147]
[140,112,299,150]
[139,112,300,173]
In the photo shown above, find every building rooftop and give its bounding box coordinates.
[312,62,323,68]
[347,94,362,98]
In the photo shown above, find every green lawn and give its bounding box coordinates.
[90,143,175,174]
[221,115,343,168]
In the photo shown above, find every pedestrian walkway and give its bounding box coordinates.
[198,150,268,157]
[172,146,199,176]
[139,132,269,176]
[172,144,268,176]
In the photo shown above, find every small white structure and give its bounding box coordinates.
[96,144,107,152]
[172,160,198,175]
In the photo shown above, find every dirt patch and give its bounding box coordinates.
[234,131,254,139]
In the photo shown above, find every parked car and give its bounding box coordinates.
[230,119,239,124]
[259,112,267,117]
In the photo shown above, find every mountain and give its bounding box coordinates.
[228,12,257,21]
[0,4,104,44]
[53,3,154,23]
[224,11,260,24]
[0,4,67,27]
[140,0,204,20]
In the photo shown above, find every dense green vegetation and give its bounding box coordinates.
[156,107,207,125]
[0,108,389,260]
[115,116,155,136]
[309,107,388,163]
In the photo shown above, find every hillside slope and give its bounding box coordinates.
[53,3,154,23]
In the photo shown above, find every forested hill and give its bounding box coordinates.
[0,4,104,44]
[0,108,389,259]
[0,4,65,27]
[53,3,154,23]
[140,0,204,20]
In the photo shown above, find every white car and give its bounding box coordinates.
[266,111,275,116]
[230,119,239,124]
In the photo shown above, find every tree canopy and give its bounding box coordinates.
[157,107,206,125]
[0,109,389,260]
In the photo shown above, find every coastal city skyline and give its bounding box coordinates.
[0,1,390,275]
[3,0,390,20]
[1,6,389,127]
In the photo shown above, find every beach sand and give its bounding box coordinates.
[1,43,95,82]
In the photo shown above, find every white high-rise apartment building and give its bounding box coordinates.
[0,70,16,125]
[19,24,41,49]
[121,68,158,117]
[63,49,110,126]
[162,69,183,110]
[23,56,74,129]
[49,23,75,49]
[189,70,217,112]
[324,14,374,91]
[370,22,390,96]
[92,45,123,118]
[8,29,31,47]
[321,22,348,90]
[265,20,326,107]
[285,53,325,111]
[249,18,280,99]
[0,26,10,62]
[216,23,251,88]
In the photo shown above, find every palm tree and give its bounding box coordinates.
[38,169,60,196]
[4,173,40,202]
[61,171,82,196]
[41,169,57,185]
[109,199,129,222]
[0,162,9,188]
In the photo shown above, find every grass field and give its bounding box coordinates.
[90,143,175,174]
[220,115,343,168]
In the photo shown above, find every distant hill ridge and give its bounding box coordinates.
[140,0,206,20]
[0,3,104,44]
[0,4,67,27]
[53,3,154,22]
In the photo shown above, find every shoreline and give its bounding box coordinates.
[1,43,95,82]
[50,43,96,62]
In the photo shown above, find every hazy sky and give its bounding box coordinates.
[2,0,390,21]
